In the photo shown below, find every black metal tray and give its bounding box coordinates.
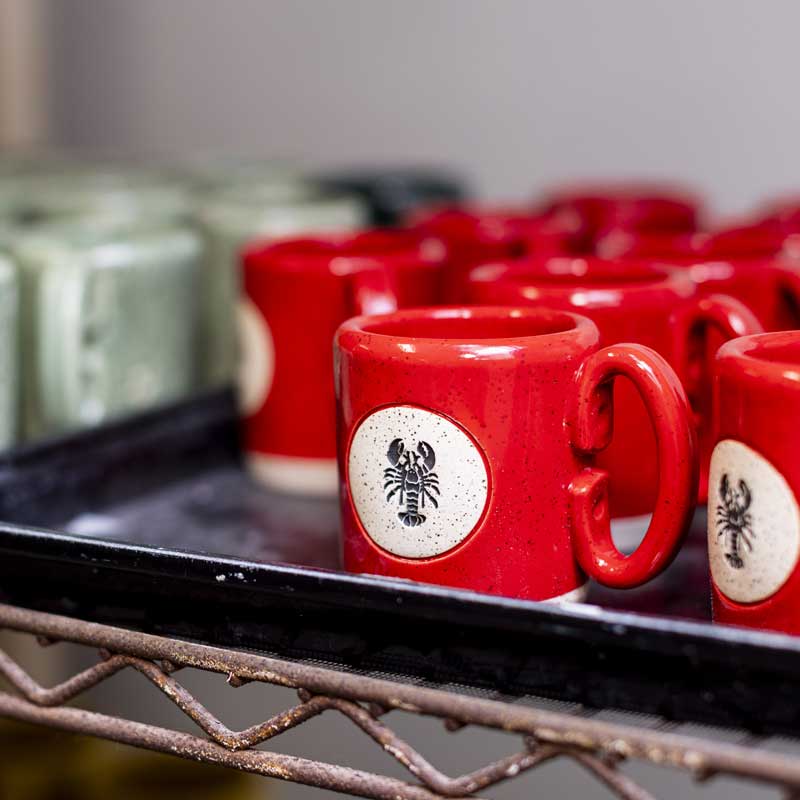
[1,391,799,737]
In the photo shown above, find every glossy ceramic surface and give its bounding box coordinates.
[411,206,580,301]
[466,257,762,515]
[335,306,697,600]
[600,226,800,331]
[539,182,702,250]
[195,186,367,388]
[597,224,790,261]
[710,332,800,633]
[687,258,800,333]
[240,231,443,495]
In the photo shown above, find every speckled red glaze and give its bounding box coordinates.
[712,332,800,633]
[410,206,580,301]
[242,232,444,463]
[335,306,697,600]
[465,257,763,515]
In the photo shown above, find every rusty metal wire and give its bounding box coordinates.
[0,602,796,800]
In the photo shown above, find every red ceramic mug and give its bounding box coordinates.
[465,257,763,515]
[595,229,704,260]
[335,306,698,601]
[687,260,800,333]
[410,206,580,302]
[686,229,800,332]
[240,231,444,495]
[539,182,701,251]
[601,227,800,331]
[597,224,788,262]
[710,331,800,633]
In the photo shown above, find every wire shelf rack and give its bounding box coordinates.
[1,603,799,800]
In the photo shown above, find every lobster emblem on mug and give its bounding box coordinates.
[383,439,440,527]
[716,473,755,569]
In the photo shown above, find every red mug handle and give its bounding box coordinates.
[671,294,764,422]
[346,261,399,316]
[568,344,698,588]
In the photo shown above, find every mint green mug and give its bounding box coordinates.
[16,167,192,226]
[13,220,201,440]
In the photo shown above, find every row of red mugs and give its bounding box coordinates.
[237,183,800,632]
[335,306,800,635]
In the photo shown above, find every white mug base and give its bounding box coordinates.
[246,453,338,497]
[543,582,589,604]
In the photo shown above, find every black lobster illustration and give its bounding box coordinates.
[383,439,440,527]
[716,473,754,569]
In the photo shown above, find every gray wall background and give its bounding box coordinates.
[47,0,800,217]
[39,3,800,798]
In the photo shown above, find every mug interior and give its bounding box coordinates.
[359,307,581,340]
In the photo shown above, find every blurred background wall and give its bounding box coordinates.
[43,0,800,215]
[0,0,48,146]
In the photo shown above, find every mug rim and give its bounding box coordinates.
[717,331,800,385]
[411,205,576,245]
[467,255,688,296]
[602,225,788,263]
[337,305,598,347]
[540,180,701,209]
[243,230,445,273]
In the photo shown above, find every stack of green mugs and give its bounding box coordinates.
[0,154,368,448]
[12,221,201,440]
[15,166,193,226]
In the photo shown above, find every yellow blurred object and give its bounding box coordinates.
[0,721,264,800]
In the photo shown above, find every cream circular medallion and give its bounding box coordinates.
[708,439,800,604]
[237,298,274,416]
[348,405,489,559]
